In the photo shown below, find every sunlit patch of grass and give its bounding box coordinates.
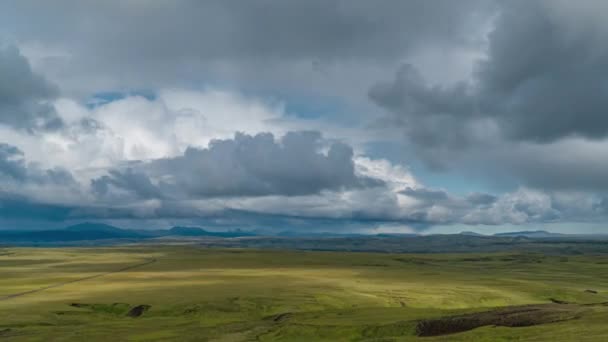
[1,246,608,341]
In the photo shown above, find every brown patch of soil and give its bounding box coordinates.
[127,304,151,317]
[416,304,582,337]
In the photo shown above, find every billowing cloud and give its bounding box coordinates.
[372,1,608,145]
[0,44,62,131]
[370,0,608,191]
[1,137,605,230]
[2,1,490,80]
[93,131,382,199]
[0,143,27,181]
[91,168,161,200]
[0,142,74,186]
[476,0,608,142]
[2,1,608,234]
[0,0,495,121]
[369,64,479,149]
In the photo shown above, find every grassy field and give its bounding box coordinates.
[1,246,608,341]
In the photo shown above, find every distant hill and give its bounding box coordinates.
[194,233,608,254]
[375,233,419,238]
[0,222,140,243]
[275,230,369,238]
[0,223,255,245]
[65,222,124,233]
[168,226,254,238]
[2,224,608,250]
[493,230,565,238]
[169,226,208,236]
[459,231,486,236]
[65,222,139,238]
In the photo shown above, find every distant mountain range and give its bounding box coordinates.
[167,226,254,238]
[457,230,567,238]
[492,230,566,238]
[0,222,254,245]
[459,231,485,237]
[1,224,607,247]
[461,230,607,239]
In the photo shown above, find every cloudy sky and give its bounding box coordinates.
[1,0,608,234]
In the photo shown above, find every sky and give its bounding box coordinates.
[1,0,608,234]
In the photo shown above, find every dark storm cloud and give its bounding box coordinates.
[0,0,495,97]
[370,65,478,150]
[368,0,608,193]
[372,1,608,146]
[4,0,608,232]
[92,131,383,199]
[476,0,608,142]
[0,44,62,131]
[1,0,489,61]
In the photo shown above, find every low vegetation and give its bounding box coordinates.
[1,246,608,340]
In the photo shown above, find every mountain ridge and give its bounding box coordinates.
[2,223,608,246]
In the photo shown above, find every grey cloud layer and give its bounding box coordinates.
[370,0,608,190]
[0,134,605,229]
[372,0,608,144]
[0,45,62,131]
[2,1,608,232]
[0,143,74,185]
[3,0,487,61]
[93,131,381,199]
[477,0,608,142]
[0,0,493,99]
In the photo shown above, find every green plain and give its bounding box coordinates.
[1,246,608,341]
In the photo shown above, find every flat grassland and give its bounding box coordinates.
[1,246,608,341]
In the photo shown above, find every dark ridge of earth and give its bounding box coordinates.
[127,304,151,317]
[415,303,584,337]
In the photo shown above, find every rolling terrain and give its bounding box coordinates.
[1,246,608,341]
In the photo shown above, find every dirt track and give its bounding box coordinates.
[0,258,156,301]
